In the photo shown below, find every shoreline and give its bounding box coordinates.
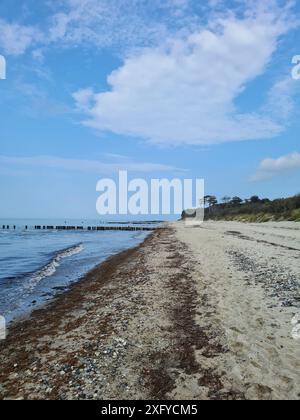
[1,226,228,400]
[0,230,166,399]
[2,229,152,327]
[0,222,299,400]
[4,230,155,332]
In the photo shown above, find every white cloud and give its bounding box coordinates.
[0,0,195,56]
[0,155,181,175]
[264,76,299,120]
[0,0,298,148]
[72,2,294,146]
[0,19,41,55]
[48,0,196,50]
[252,152,300,181]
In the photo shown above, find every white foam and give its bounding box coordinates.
[28,244,84,287]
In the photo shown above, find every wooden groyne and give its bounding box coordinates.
[1,225,159,232]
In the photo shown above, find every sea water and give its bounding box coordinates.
[0,219,151,324]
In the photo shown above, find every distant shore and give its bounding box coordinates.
[0,221,299,400]
[206,213,300,223]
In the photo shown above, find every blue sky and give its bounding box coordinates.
[0,0,300,219]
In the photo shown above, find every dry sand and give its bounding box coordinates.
[174,221,300,400]
[0,221,299,400]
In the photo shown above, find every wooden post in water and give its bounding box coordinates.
[1,223,159,232]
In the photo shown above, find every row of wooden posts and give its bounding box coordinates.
[2,225,157,232]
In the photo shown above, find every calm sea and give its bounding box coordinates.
[0,219,152,324]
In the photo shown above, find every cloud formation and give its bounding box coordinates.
[0,0,202,56]
[252,152,300,181]
[0,19,41,55]
[48,0,190,49]
[0,0,298,148]
[73,1,295,146]
[0,155,181,175]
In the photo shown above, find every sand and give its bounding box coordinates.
[0,221,299,400]
[174,221,300,400]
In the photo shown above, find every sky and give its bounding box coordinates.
[0,0,300,219]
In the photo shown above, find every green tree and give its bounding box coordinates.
[204,195,212,208]
[221,196,231,204]
[231,196,243,206]
[208,196,218,207]
[250,195,260,204]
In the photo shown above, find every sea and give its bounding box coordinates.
[0,218,157,324]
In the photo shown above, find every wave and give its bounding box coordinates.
[28,243,84,286]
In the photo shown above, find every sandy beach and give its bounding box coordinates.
[0,221,299,400]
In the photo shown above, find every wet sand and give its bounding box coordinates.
[0,222,299,400]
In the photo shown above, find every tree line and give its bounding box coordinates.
[182,194,300,221]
